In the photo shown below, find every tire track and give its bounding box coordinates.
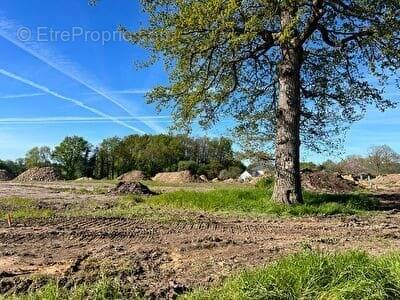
[1,215,397,246]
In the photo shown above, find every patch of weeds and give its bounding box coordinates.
[181,251,400,300]
[303,191,379,210]
[148,188,378,216]
[254,177,274,189]
[49,187,107,195]
[2,276,145,300]
[149,189,269,214]
[63,195,187,223]
[117,195,145,207]
[0,197,54,220]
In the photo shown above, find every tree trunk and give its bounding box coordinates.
[272,43,303,204]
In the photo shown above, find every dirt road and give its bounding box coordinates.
[1,181,400,298]
[1,214,400,298]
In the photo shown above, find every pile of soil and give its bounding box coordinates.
[302,171,357,193]
[370,174,400,186]
[152,171,194,184]
[75,177,93,181]
[199,175,208,182]
[360,174,400,191]
[117,170,146,182]
[223,178,236,184]
[0,169,13,181]
[14,167,60,182]
[108,181,155,195]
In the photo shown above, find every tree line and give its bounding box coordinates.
[0,135,245,180]
[301,145,400,177]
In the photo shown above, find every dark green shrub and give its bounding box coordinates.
[177,160,199,174]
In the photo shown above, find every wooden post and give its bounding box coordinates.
[7,213,12,227]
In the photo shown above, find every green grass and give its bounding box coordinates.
[7,251,400,300]
[63,196,198,223]
[148,188,378,216]
[0,187,379,222]
[0,197,54,220]
[1,276,144,300]
[181,251,400,300]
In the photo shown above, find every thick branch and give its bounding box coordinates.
[297,0,325,46]
[318,25,375,47]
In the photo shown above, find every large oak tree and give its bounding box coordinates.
[118,0,399,204]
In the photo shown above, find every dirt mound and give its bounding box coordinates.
[0,170,13,181]
[361,174,400,191]
[223,178,236,184]
[15,167,60,182]
[370,174,400,186]
[117,170,146,182]
[152,171,194,183]
[302,171,357,193]
[75,177,93,181]
[108,181,155,195]
[199,175,208,182]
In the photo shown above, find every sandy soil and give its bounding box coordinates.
[0,181,400,298]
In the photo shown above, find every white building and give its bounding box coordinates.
[239,171,253,182]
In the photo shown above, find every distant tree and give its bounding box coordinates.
[25,146,52,169]
[0,159,26,176]
[336,155,369,175]
[241,150,275,175]
[85,148,97,179]
[218,169,231,180]
[208,137,235,166]
[52,136,91,180]
[320,159,339,173]
[219,166,243,180]
[177,160,199,174]
[106,134,239,177]
[201,160,224,179]
[123,1,399,204]
[94,137,121,179]
[366,145,400,175]
[300,162,320,172]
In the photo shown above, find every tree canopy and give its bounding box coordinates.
[116,0,400,203]
[93,134,242,179]
[52,136,92,180]
[24,146,52,169]
[14,134,241,180]
[122,0,398,152]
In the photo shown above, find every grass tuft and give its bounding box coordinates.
[2,276,145,300]
[4,251,400,300]
[0,197,54,220]
[148,188,378,216]
[181,251,400,300]
[254,177,275,189]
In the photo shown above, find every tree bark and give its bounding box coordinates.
[272,43,303,204]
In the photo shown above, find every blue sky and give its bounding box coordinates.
[0,0,399,163]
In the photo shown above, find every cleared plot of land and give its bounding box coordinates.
[0,181,400,298]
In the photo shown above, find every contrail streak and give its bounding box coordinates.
[140,119,167,133]
[0,69,145,133]
[0,116,171,124]
[0,13,163,132]
[0,93,45,99]
[84,89,150,95]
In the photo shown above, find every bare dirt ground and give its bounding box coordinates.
[1,181,400,298]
